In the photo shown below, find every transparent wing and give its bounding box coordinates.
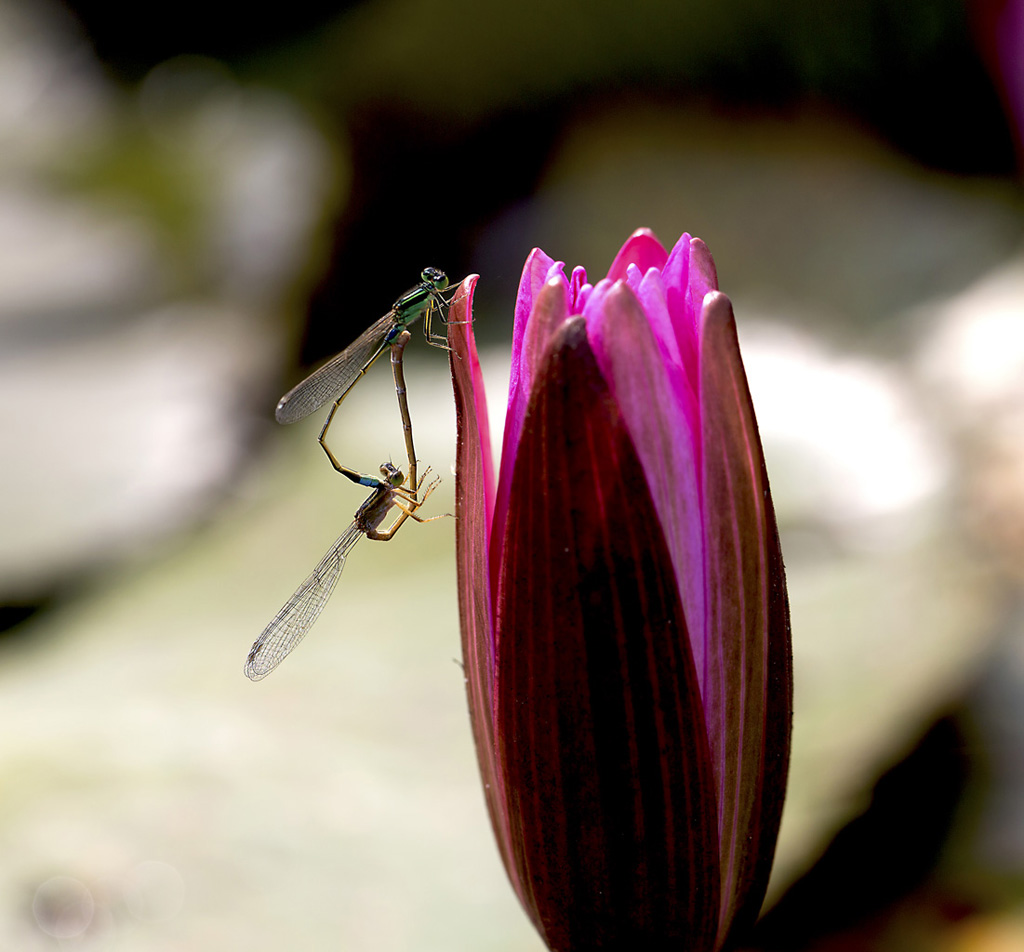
[244,521,364,680]
[275,311,397,424]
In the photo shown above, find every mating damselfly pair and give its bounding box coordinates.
[244,268,458,681]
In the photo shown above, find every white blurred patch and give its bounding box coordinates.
[918,255,1024,410]
[738,318,950,551]
[0,0,111,170]
[0,303,271,595]
[914,254,1024,576]
[138,55,337,306]
[121,861,185,922]
[0,186,163,322]
[0,30,337,598]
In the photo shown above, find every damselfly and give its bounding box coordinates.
[244,460,442,680]
[246,330,443,680]
[275,267,451,426]
[317,328,424,501]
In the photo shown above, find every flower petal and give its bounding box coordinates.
[568,265,589,311]
[606,227,669,282]
[510,248,557,384]
[491,277,571,602]
[495,316,720,952]
[634,267,683,370]
[520,277,572,382]
[504,250,564,498]
[502,257,569,510]
[449,276,494,534]
[661,232,699,382]
[697,291,792,945]
[688,238,719,320]
[586,282,706,682]
[448,275,521,881]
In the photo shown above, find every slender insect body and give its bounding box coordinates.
[243,465,440,681]
[356,487,403,538]
[354,463,407,535]
[245,317,449,682]
[274,267,452,425]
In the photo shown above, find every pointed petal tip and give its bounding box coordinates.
[519,276,572,379]
[605,275,639,304]
[607,230,669,282]
[545,260,568,284]
[689,238,719,294]
[524,247,553,269]
[702,288,732,315]
[699,290,736,338]
[453,271,479,307]
[447,273,479,354]
[543,274,571,303]
[513,252,562,378]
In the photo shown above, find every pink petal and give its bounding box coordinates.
[568,265,589,310]
[503,255,568,480]
[688,238,719,328]
[624,261,644,295]
[661,232,700,384]
[491,276,571,603]
[697,292,792,945]
[586,282,706,681]
[635,266,685,372]
[447,275,521,884]
[633,267,701,447]
[503,249,562,496]
[606,227,669,282]
[495,316,720,950]
[580,277,613,325]
[510,248,557,385]
[632,265,700,468]
[520,277,572,381]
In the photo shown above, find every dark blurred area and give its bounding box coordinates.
[62,0,1018,364]
[2,0,1023,948]
[750,713,974,952]
[58,2,355,77]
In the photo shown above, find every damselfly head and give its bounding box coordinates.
[421,267,448,292]
[379,462,405,487]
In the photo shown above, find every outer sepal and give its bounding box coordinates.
[495,317,720,952]
[448,276,522,884]
[698,291,792,946]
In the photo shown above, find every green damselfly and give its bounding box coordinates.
[275,267,451,425]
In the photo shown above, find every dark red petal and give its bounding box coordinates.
[495,317,720,951]
[698,292,792,946]
[448,276,522,880]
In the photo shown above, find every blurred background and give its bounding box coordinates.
[1,0,1022,948]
